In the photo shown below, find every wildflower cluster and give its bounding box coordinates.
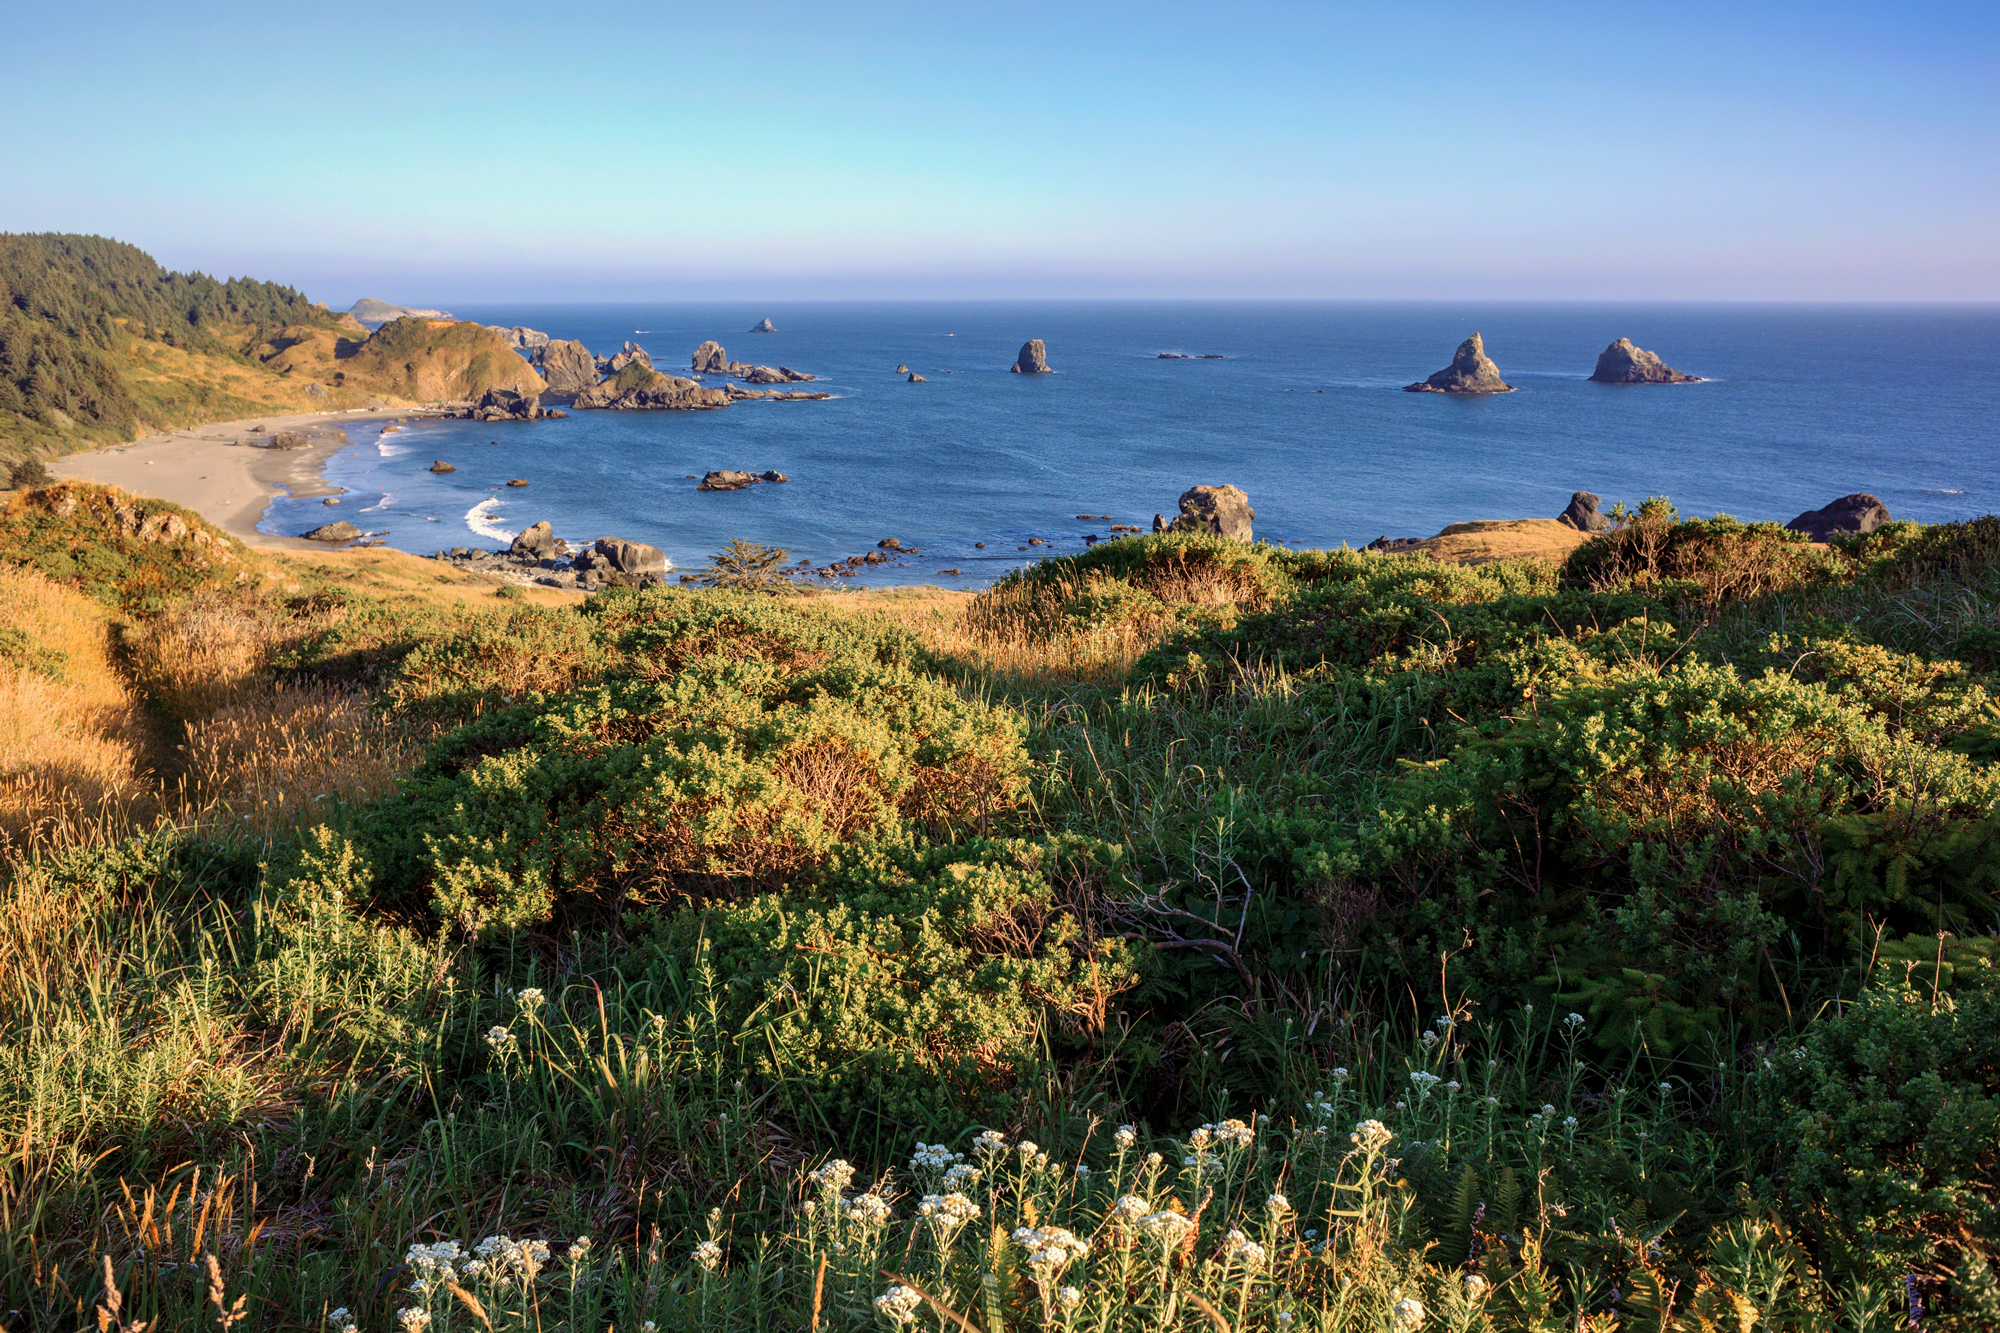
[917,1192,980,1228]
[1012,1224,1090,1277]
[874,1284,923,1326]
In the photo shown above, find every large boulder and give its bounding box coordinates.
[301,520,361,543]
[489,325,551,350]
[1557,491,1609,533]
[1405,333,1513,394]
[692,340,730,373]
[536,339,600,394]
[1787,493,1892,542]
[592,536,666,576]
[698,470,760,491]
[1010,339,1053,374]
[1167,484,1255,542]
[1589,338,1698,384]
[742,365,791,384]
[510,520,557,560]
[470,387,540,421]
[749,318,777,333]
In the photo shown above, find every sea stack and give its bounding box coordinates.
[691,340,730,373]
[1405,333,1513,394]
[536,339,600,394]
[1011,339,1053,374]
[749,318,777,333]
[1589,338,1698,384]
[1167,485,1255,542]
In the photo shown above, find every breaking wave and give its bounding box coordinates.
[465,498,517,543]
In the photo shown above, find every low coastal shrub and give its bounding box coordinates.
[0,481,251,612]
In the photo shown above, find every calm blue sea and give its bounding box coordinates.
[259,302,2000,587]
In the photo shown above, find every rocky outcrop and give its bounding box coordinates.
[459,388,545,422]
[489,325,551,351]
[588,537,666,576]
[429,460,456,473]
[268,431,309,450]
[606,341,653,374]
[1153,514,1168,533]
[574,369,732,412]
[510,521,557,559]
[1589,338,1698,384]
[346,298,452,328]
[1787,494,1892,542]
[907,373,928,383]
[1557,491,1609,533]
[741,365,817,385]
[1405,333,1513,394]
[895,364,910,375]
[1364,536,1429,553]
[301,520,361,542]
[1167,485,1255,541]
[692,340,730,373]
[1011,339,1053,374]
[697,470,790,491]
[749,318,777,333]
[535,339,600,394]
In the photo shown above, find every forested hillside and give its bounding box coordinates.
[0,233,348,458]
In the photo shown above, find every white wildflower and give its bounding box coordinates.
[1331,1067,1350,1081]
[1659,1082,1673,1094]
[1113,1124,1138,1149]
[917,1192,981,1228]
[1278,1314,1296,1327]
[513,987,545,1011]
[1446,1081,1461,1093]
[1137,1210,1196,1248]
[1350,1119,1393,1152]
[843,1193,893,1227]
[909,1142,961,1171]
[973,1129,1009,1159]
[1075,1164,1090,1177]
[1013,1224,1089,1275]
[643,1324,659,1333]
[1420,1030,1439,1046]
[1058,1286,1083,1310]
[1565,1012,1585,1029]
[1016,1139,1041,1160]
[484,1025,517,1054]
[1187,1126,1213,1150]
[808,1158,857,1193]
[1463,1273,1490,1300]
[1562,1116,1578,1131]
[567,1234,592,1261]
[1143,1152,1164,1168]
[326,1311,354,1333]
[942,1162,982,1189]
[396,1311,431,1333]
[875,1284,923,1326]
[1111,1193,1151,1221]
[692,1239,723,1271]
[1266,1191,1291,1215]
[1392,1295,1426,1331]
[1221,1229,1267,1269]
[1410,1071,1442,1091]
[1207,1118,1255,1149]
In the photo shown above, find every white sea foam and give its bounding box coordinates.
[378,442,411,457]
[465,498,517,543]
[362,493,393,512]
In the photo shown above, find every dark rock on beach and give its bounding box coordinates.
[1787,493,1893,542]
[1589,338,1698,384]
[1010,339,1053,374]
[1557,491,1610,533]
[1405,333,1513,394]
[302,520,361,542]
[1167,484,1255,542]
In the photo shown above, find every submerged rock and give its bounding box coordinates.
[1787,493,1893,542]
[1167,484,1255,541]
[1405,333,1513,394]
[1557,491,1610,533]
[1010,339,1052,374]
[1589,338,1698,384]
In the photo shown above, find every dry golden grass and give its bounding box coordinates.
[1405,517,1590,566]
[0,568,147,853]
[262,543,586,607]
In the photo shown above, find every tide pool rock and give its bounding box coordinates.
[1405,333,1513,394]
[1010,339,1053,374]
[1589,338,1698,384]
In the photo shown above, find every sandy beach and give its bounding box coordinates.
[49,408,414,551]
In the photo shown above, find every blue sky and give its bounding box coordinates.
[5,1,1995,303]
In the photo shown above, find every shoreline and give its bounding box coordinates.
[49,407,420,551]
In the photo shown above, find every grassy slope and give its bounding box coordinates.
[1,500,1997,1329]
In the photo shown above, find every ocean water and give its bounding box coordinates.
[259,302,2000,587]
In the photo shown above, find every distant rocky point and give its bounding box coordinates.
[489,325,550,351]
[1589,338,1698,384]
[346,298,453,329]
[1011,339,1053,374]
[1405,333,1513,394]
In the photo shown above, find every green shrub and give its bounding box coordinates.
[1753,980,2000,1276]
[0,481,251,611]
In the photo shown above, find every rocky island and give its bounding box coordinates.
[1011,339,1053,374]
[1589,338,1700,384]
[1405,333,1513,393]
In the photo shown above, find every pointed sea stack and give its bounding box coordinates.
[1589,338,1698,384]
[749,318,777,333]
[1010,339,1053,374]
[1405,333,1513,394]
